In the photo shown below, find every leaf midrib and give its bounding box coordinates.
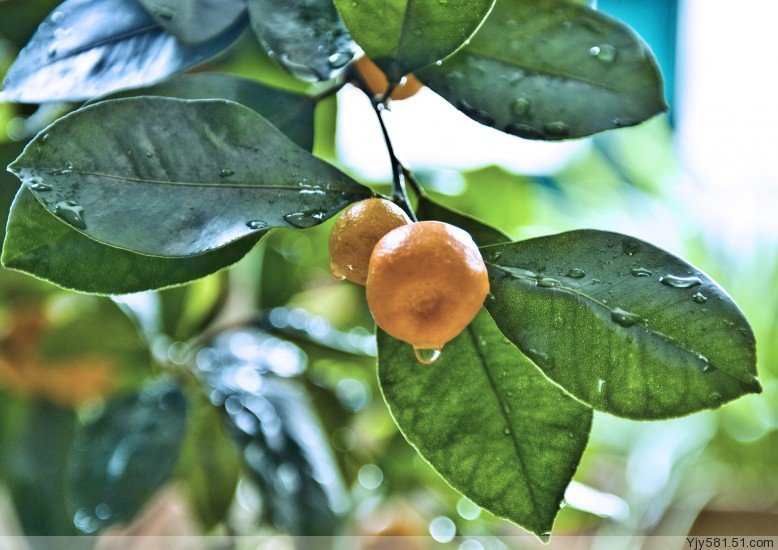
[487,261,757,388]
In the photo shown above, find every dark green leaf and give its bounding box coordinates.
[334,0,495,82]
[0,399,77,535]
[416,194,510,247]
[483,230,761,419]
[248,0,358,82]
[99,73,317,150]
[0,0,245,103]
[0,141,24,254]
[65,382,188,533]
[138,0,248,45]
[378,309,592,537]
[9,97,371,257]
[417,0,667,140]
[2,188,262,294]
[195,328,348,535]
[175,394,241,530]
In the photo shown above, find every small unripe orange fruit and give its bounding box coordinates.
[366,221,489,359]
[354,56,423,100]
[329,198,412,285]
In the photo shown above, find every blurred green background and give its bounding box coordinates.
[1,0,776,545]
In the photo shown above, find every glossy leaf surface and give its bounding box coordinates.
[65,382,187,533]
[248,0,358,82]
[0,0,245,103]
[2,188,262,295]
[138,0,248,45]
[9,97,371,257]
[334,0,495,81]
[378,310,592,536]
[417,0,667,140]
[483,230,761,419]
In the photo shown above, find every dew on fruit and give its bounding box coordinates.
[414,347,441,365]
[631,267,653,277]
[660,274,702,288]
[611,307,640,327]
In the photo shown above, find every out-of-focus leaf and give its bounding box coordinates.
[138,0,248,45]
[65,381,188,533]
[417,0,667,140]
[8,97,371,256]
[416,194,510,247]
[0,0,246,103]
[2,188,263,295]
[0,141,24,255]
[378,310,592,537]
[99,72,317,151]
[483,230,761,419]
[195,328,349,535]
[248,0,358,82]
[0,0,60,48]
[175,393,241,530]
[334,0,495,82]
[0,398,76,535]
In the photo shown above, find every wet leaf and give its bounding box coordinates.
[417,0,667,140]
[334,0,495,82]
[138,0,248,45]
[65,382,188,533]
[248,0,358,82]
[378,310,592,537]
[8,97,371,257]
[483,230,761,419]
[0,0,246,103]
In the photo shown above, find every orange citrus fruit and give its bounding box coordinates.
[329,198,411,285]
[354,56,423,100]
[366,221,489,359]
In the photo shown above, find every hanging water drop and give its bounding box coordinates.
[631,267,652,277]
[611,307,640,327]
[565,268,585,279]
[692,291,708,304]
[660,274,702,288]
[414,347,441,365]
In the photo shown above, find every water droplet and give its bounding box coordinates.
[283,211,325,228]
[692,292,708,304]
[246,220,267,230]
[145,151,153,158]
[29,182,52,192]
[41,133,49,143]
[537,277,562,288]
[527,348,550,365]
[503,427,511,435]
[540,532,551,543]
[48,48,57,58]
[457,100,495,126]
[54,201,86,229]
[631,267,653,277]
[544,121,569,137]
[439,0,448,4]
[597,378,606,393]
[709,392,723,407]
[589,44,618,63]
[611,307,640,327]
[511,97,531,116]
[660,274,703,289]
[329,261,347,281]
[565,268,585,279]
[414,347,442,365]
[327,51,353,68]
[504,122,543,139]
[219,169,235,178]
[51,11,63,23]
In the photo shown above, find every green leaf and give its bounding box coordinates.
[2,188,262,295]
[482,230,761,419]
[0,398,77,535]
[378,309,592,537]
[248,0,358,82]
[416,194,510,247]
[0,141,24,255]
[175,394,241,530]
[0,0,245,103]
[416,0,667,140]
[334,0,496,82]
[9,97,371,257]
[99,73,318,151]
[138,0,248,45]
[65,381,188,533]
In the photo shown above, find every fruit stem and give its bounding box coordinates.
[348,66,418,221]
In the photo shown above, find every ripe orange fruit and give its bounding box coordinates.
[354,56,423,100]
[366,221,489,361]
[329,198,411,285]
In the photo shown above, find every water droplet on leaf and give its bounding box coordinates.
[537,277,562,288]
[544,121,569,136]
[219,169,235,178]
[54,201,86,229]
[589,43,618,63]
[29,182,52,192]
[631,267,652,277]
[283,211,325,228]
[660,274,702,288]
[246,220,267,230]
[692,292,708,304]
[327,51,353,68]
[565,268,585,279]
[511,97,531,116]
[611,307,640,327]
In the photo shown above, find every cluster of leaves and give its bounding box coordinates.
[0,0,761,539]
